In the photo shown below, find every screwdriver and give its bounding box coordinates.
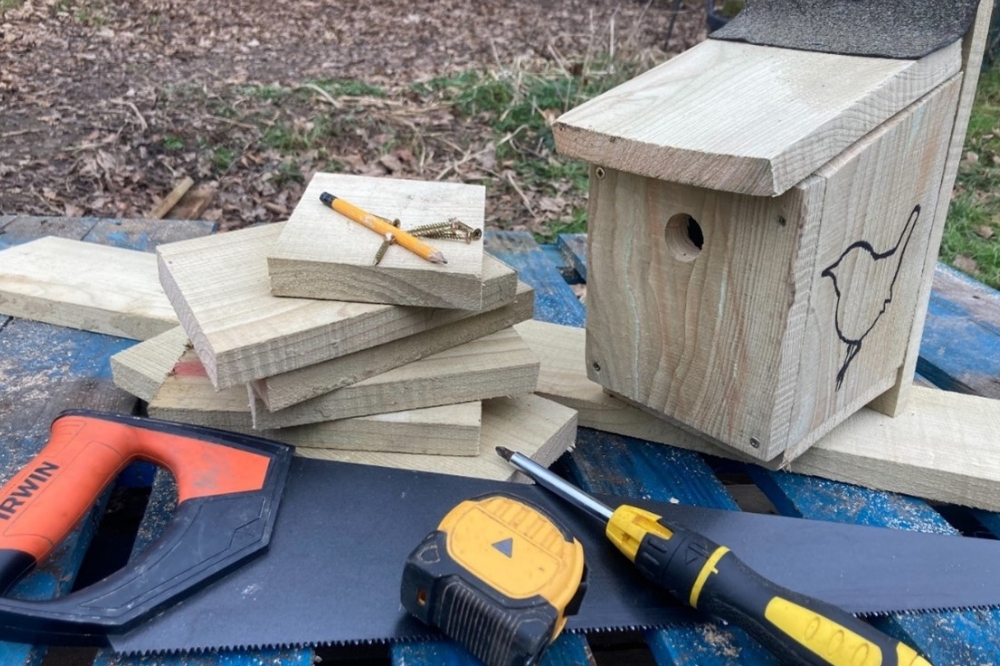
[496,446,933,666]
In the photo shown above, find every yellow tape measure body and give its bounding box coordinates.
[402,493,587,666]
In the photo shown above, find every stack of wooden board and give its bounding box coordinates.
[106,174,578,480]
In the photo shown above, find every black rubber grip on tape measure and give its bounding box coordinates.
[401,530,559,666]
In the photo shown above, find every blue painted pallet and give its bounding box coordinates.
[3,222,998,666]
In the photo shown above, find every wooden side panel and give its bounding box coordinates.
[584,168,821,459]
[269,173,495,310]
[786,76,962,453]
[553,39,961,196]
[872,0,996,415]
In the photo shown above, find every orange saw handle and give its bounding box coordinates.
[0,410,292,645]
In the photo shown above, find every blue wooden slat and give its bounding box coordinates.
[392,633,593,666]
[973,510,1000,536]
[556,234,587,282]
[0,216,97,250]
[918,265,1000,398]
[485,232,585,327]
[644,626,778,666]
[754,469,1000,664]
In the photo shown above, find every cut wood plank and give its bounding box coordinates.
[250,327,539,428]
[270,401,482,455]
[297,394,577,482]
[147,328,537,430]
[149,177,194,219]
[871,0,996,416]
[553,38,961,196]
[254,282,535,411]
[269,173,494,310]
[157,223,518,389]
[517,319,1000,511]
[116,329,484,456]
[110,327,190,402]
[0,236,177,340]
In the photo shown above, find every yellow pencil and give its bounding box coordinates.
[319,192,448,265]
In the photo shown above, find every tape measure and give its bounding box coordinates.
[401,492,587,666]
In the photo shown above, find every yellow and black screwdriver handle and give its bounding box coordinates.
[611,505,932,666]
[401,493,587,666]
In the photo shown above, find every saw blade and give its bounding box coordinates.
[107,457,1000,655]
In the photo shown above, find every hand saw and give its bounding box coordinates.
[0,411,998,654]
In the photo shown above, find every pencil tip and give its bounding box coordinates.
[429,252,447,264]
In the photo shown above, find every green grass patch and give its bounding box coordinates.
[944,66,1000,290]
[0,0,24,12]
[162,135,184,151]
[306,79,386,98]
[211,146,239,172]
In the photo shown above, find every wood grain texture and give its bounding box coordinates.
[583,77,961,461]
[249,327,539,428]
[0,236,178,340]
[584,167,825,460]
[254,282,535,411]
[783,75,962,455]
[157,222,518,388]
[519,319,1000,511]
[147,328,537,430]
[553,38,961,196]
[296,393,577,482]
[110,326,190,402]
[269,173,493,309]
[871,0,995,416]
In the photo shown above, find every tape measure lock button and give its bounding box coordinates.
[401,492,587,666]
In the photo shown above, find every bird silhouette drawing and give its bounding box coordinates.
[821,204,921,391]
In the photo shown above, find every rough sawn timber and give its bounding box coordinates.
[248,327,539,429]
[0,236,178,340]
[113,327,483,456]
[157,222,518,389]
[253,282,535,411]
[296,393,578,482]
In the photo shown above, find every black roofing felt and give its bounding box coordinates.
[710,0,981,59]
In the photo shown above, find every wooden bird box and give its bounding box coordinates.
[554,33,975,463]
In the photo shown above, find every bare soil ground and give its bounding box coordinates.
[1,0,706,233]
